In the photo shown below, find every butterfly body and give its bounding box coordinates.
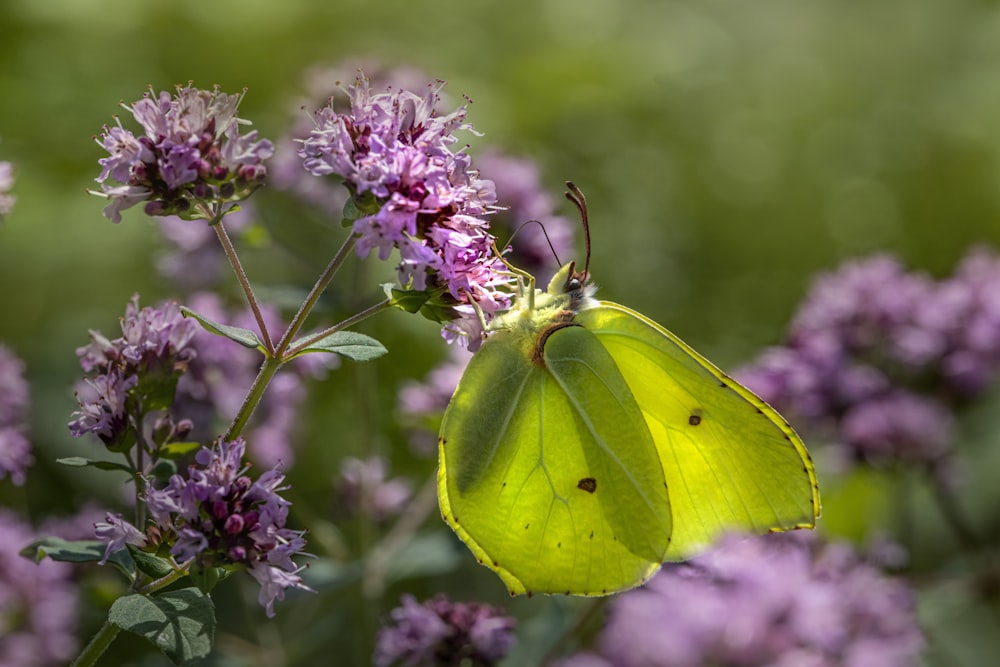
[438,262,820,596]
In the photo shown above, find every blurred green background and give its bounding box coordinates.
[2,0,1000,664]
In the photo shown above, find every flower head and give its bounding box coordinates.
[736,248,1000,468]
[298,73,513,349]
[271,59,435,215]
[92,85,273,223]
[69,295,197,449]
[558,533,923,667]
[336,456,412,522]
[138,438,312,617]
[374,594,516,667]
[0,344,32,485]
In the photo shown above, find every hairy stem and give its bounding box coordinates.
[224,353,282,442]
[286,299,392,357]
[214,220,274,353]
[275,233,359,355]
[70,620,122,667]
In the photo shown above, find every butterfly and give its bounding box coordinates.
[437,183,820,596]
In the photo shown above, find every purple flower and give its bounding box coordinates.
[0,344,32,485]
[1,509,79,666]
[143,438,312,617]
[398,346,473,456]
[94,512,147,564]
[337,456,412,521]
[298,72,513,349]
[0,159,15,219]
[69,295,196,448]
[92,85,273,223]
[374,595,516,667]
[558,533,923,667]
[736,248,1000,467]
[270,60,434,212]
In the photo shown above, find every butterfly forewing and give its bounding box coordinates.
[438,323,671,595]
[579,302,820,561]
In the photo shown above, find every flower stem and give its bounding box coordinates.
[286,299,392,357]
[224,353,282,441]
[70,619,122,667]
[214,220,274,354]
[222,233,361,440]
[275,233,359,355]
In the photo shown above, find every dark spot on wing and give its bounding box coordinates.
[589,530,594,540]
[577,477,597,493]
[688,410,702,426]
[525,523,530,530]
[557,542,562,549]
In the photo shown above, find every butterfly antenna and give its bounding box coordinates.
[564,181,591,281]
[505,219,564,267]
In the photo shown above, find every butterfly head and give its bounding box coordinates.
[546,261,598,313]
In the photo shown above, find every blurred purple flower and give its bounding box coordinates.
[0,344,32,485]
[139,438,312,617]
[69,295,197,449]
[156,204,253,291]
[298,72,513,349]
[397,346,472,456]
[737,248,1000,467]
[476,149,575,285]
[176,292,335,467]
[0,159,14,219]
[92,85,273,223]
[2,509,78,666]
[558,533,923,667]
[374,594,516,667]
[337,456,412,522]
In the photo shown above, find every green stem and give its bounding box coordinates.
[224,354,282,442]
[285,299,392,357]
[275,233,359,355]
[70,619,122,667]
[136,563,190,595]
[214,220,274,354]
[221,232,359,441]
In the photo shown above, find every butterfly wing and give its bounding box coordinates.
[438,324,672,595]
[578,302,820,560]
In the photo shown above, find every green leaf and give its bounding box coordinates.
[109,588,215,665]
[342,190,379,226]
[149,459,178,484]
[128,544,175,579]
[160,441,202,459]
[288,331,387,362]
[22,537,137,581]
[385,285,461,324]
[180,306,263,350]
[56,456,132,473]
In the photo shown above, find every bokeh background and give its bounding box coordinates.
[2,0,1000,664]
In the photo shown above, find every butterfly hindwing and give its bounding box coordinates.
[579,302,820,560]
